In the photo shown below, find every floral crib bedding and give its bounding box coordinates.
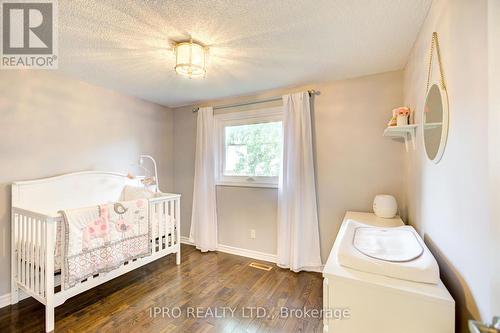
[59,198,150,288]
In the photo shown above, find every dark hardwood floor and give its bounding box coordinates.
[0,244,323,333]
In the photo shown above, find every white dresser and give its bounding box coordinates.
[323,211,455,333]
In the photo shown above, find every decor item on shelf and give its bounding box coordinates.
[387,110,397,127]
[373,194,398,218]
[387,107,410,127]
[173,39,208,78]
[396,107,410,126]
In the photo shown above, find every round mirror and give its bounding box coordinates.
[424,84,449,163]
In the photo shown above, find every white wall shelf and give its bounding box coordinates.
[383,124,418,152]
[423,122,443,130]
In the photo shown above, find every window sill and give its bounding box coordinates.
[215,181,278,189]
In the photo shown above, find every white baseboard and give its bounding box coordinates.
[180,236,193,245]
[180,236,277,263]
[217,244,277,263]
[1,274,61,309]
[0,293,10,308]
[0,290,31,309]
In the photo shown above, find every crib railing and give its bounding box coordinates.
[149,194,181,254]
[11,207,57,305]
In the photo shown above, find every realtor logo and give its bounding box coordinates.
[1,0,58,69]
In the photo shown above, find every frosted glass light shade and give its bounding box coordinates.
[174,41,206,78]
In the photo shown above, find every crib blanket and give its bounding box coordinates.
[61,199,150,288]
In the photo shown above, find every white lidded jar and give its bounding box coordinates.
[373,195,398,218]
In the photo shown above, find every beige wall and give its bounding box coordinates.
[404,0,494,330]
[488,0,500,318]
[0,71,174,295]
[217,186,278,254]
[173,70,406,262]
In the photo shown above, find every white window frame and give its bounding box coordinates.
[214,106,283,188]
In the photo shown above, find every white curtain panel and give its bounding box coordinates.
[189,107,218,252]
[277,92,322,272]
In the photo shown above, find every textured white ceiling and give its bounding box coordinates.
[58,0,431,107]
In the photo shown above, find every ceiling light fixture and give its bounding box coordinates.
[173,39,207,78]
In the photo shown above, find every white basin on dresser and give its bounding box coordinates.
[322,211,455,333]
[352,227,424,262]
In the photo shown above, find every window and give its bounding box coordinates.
[215,107,283,188]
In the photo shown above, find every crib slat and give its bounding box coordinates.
[168,200,173,247]
[156,202,163,251]
[25,215,29,287]
[30,218,36,289]
[157,202,162,250]
[45,221,55,331]
[41,220,46,297]
[169,200,174,246]
[163,201,167,249]
[166,200,170,247]
[35,219,40,295]
[26,217,29,289]
[26,216,30,288]
[24,216,28,288]
[28,217,32,289]
[33,218,36,294]
[165,201,169,248]
[173,199,177,245]
[26,216,30,289]
[60,219,65,292]
[46,221,55,293]
[39,218,43,296]
[35,218,39,294]
[19,215,23,287]
[16,214,21,286]
[151,203,156,253]
[166,201,170,247]
[175,198,180,246]
[11,211,18,304]
[22,215,26,287]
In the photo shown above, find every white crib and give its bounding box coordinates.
[10,171,181,332]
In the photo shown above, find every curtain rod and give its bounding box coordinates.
[192,89,319,113]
